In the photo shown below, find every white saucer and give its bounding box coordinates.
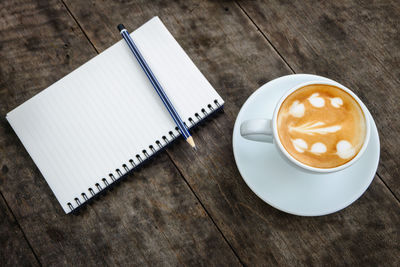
[232,74,380,216]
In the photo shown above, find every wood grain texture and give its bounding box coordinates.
[237,0,400,199]
[62,0,400,265]
[0,194,39,266]
[0,0,240,265]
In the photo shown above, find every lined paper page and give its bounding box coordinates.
[6,17,224,213]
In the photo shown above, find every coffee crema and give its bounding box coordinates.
[277,84,366,168]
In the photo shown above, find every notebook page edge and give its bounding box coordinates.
[6,114,72,213]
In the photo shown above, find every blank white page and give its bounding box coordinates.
[6,17,224,213]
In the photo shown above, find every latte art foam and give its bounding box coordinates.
[277,84,366,168]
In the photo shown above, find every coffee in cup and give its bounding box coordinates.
[240,80,371,173]
[277,84,366,168]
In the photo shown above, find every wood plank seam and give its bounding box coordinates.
[236,0,400,87]
[165,152,245,266]
[60,0,99,53]
[235,1,296,73]
[235,0,399,205]
[0,191,42,266]
[377,173,400,204]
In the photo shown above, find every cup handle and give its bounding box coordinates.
[240,119,273,143]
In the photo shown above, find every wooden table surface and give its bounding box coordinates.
[1,0,399,266]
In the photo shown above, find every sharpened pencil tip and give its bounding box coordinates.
[186,136,196,150]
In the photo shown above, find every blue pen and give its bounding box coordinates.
[118,24,196,150]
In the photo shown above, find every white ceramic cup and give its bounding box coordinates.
[240,80,371,173]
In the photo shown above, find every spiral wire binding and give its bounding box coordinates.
[67,100,223,212]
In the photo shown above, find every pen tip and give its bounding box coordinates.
[117,24,125,32]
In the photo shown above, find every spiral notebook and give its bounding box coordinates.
[6,17,224,214]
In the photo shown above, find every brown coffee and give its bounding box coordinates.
[277,84,366,168]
